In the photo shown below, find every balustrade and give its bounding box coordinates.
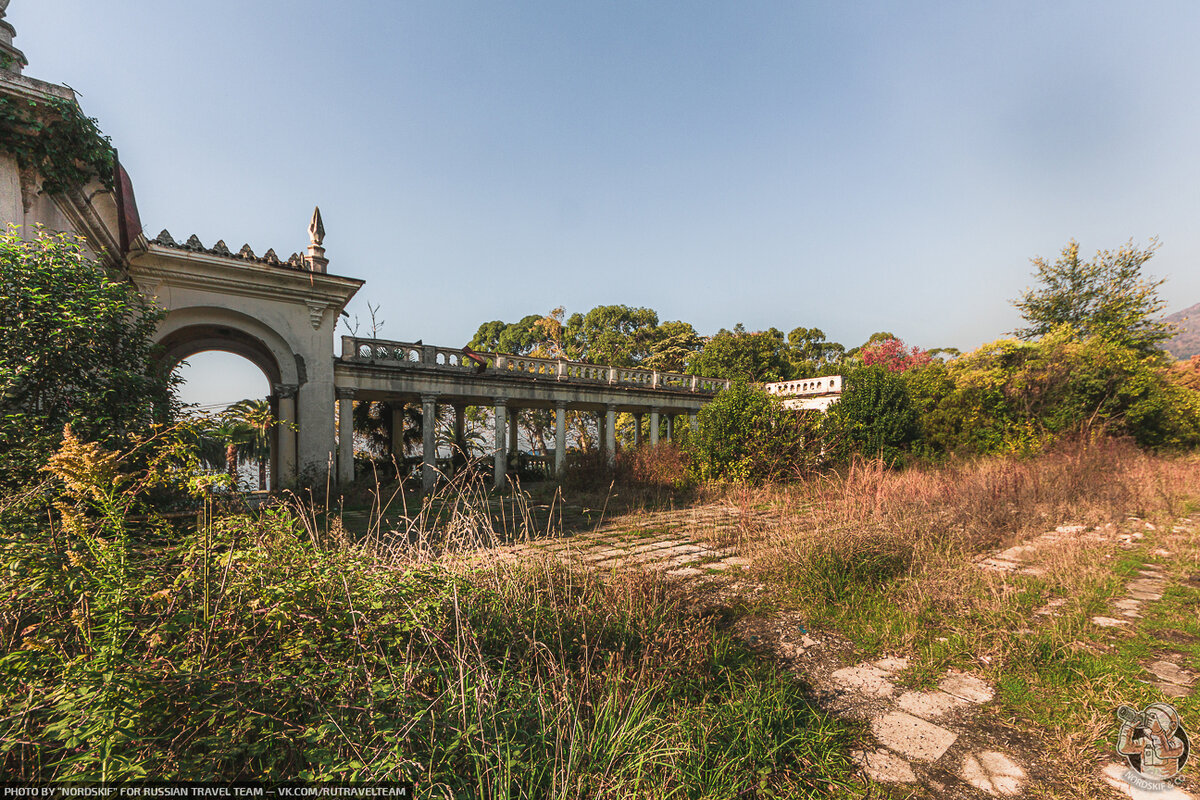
[340,335,731,394]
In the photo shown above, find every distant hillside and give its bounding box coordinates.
[1163,303,1200,360]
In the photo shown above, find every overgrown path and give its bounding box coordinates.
[464,500,1200,799]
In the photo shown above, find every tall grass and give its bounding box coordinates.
[0,430,862,796]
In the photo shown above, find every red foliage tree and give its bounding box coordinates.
[861,338,933,373]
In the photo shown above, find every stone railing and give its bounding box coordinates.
[341,336,732,394]
[763,375,843,397]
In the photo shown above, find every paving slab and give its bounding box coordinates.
[852,748,917,783]
[665,566,704,579]
[871,710,958,762]
[1093,616,1131,627]
[873,656,909,673]
[1146,660,1195,686]
[1036,598,1067,616]
[939,671,995,704]
[831,664,897,698]
[1127,590,1163,601]
[897,690,968,719]
[961,751,1026,796]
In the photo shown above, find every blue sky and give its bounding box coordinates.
[15,1,1200,404]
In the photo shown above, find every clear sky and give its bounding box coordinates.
[13,1,1200,405]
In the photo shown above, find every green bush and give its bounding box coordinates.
[824,365,919,466]
[693,383,822,482]
[0,227,169,486]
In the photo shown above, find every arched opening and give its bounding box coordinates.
[155,310,301,491]
[173,351,273,490]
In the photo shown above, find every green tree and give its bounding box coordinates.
[1013,239,1173,356]
[786,327,845,376]
[565,305,660,366]
[0,227,169,485]
[643,320,703,373]
[225,398,273,489]
[687,325,792,382]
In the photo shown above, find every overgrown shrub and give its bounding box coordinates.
[824,365,918,466]
[0,430,861,795]
[906,328,1200,456]
[0,227,170,487]
[693,383,824,482]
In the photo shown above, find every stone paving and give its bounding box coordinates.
[478,509,1197,797]
[827,656,1032,796]
[978,518,1198,799]
[487,503,759,579]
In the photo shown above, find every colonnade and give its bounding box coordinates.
[333,391,699,491]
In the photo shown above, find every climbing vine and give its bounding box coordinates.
[0,95,114,195]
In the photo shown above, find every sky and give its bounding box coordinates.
[13,1,1200,405]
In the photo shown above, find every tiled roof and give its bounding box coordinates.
[150,230,308,270]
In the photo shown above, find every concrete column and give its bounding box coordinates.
[667,415,675,441]
[605,405,617,466]
[390,403,405,462]
[554,401,567,475]
[454,405,466,455]
[650,408,660,447]
[494,399,507,489]
[274,384,298,490]
[336,388,356,486]
[508,407,520,455]
[597,411,607,459]
[689,412,698,432]
[421,394,438,492]
[634,413,644,447]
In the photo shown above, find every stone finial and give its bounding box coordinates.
[308,206,325,247]
[154,229,176,246]
[305,205,329,274]
[262,248,279,265]
[0,0,28,75]
[211,240,231,256]
[237,244,255,259]
[184,234,204,251]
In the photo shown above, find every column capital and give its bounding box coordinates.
[555,399,568,410]
[335,387,357,400]
[494,397,508,408]
[273,383,299,399]
[420,393,439,405]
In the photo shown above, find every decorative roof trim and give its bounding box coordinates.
[151,229,315,273]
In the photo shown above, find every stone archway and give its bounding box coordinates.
[128,233,363,488]
[156,307,301,489]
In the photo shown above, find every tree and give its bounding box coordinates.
[860,337,933,373]
[686,324,792,382]
[1013,239,1173,356]
[565,305,660,366]
[0,227,170,485]
[225,398,273,489]
[786,327,845,376]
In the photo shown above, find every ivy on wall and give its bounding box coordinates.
[0,95,114,195]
